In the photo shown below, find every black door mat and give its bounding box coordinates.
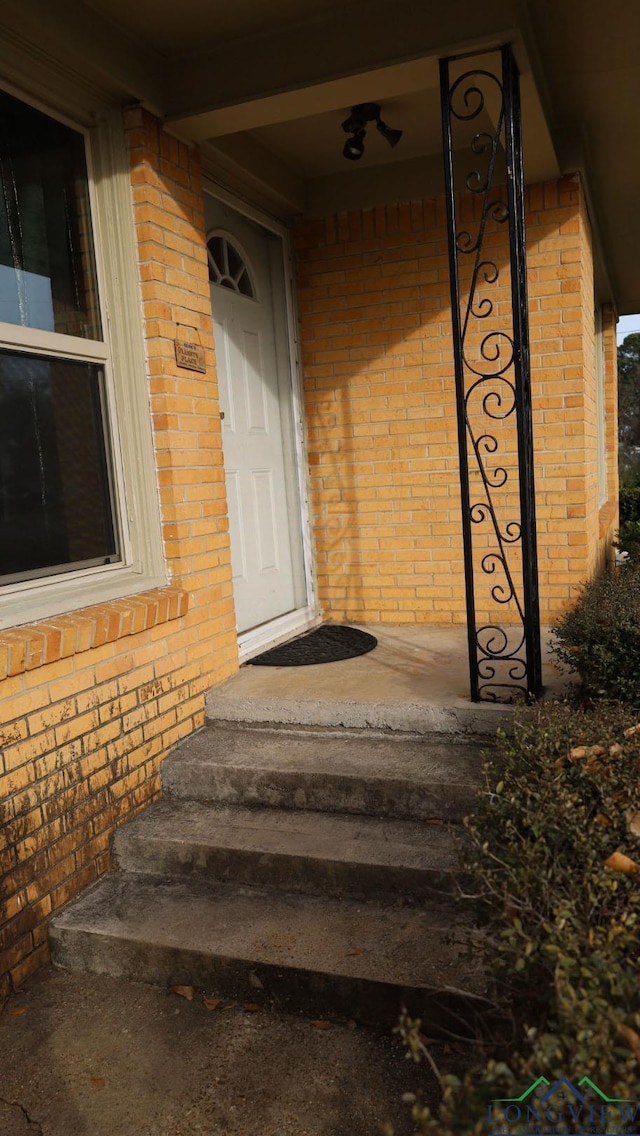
[247,624,378,667]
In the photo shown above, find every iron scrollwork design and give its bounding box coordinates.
[440,47,542,702]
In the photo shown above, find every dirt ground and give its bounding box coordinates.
[0,966,443,1136]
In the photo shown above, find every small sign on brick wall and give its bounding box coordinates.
[174,339,206,373]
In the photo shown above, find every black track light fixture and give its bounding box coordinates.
[340,102,403,161]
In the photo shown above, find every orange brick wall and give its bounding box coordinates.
[0,108,238,1001]
[577,183,600,578]
[295,176,617,625]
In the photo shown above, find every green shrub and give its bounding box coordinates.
[619,484,640,525]
[552,565,640,702]
[616,519,640,561]
[393,702,640,1135]
[617,485,640,561]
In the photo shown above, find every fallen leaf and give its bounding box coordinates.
[569,746,587,761]
[624,723,640,738]
[242,1003,264,1013]
[169,985,194,1001]
[203,996,222,1011]
[248,971,264,990]
[618,1023,640,1060]
[311,1020,333,1030]
[626,811,640,838]
[594,813,611,826]
[604,851,640,875]
[9,1007,26,1017]
[91,1077,105,1089]
[589,745,606,757]
[347,947,365,956]
[585,761,611,777]
[609,744,623,758]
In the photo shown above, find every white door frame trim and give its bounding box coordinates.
[239,604,322,662]
[202,179,318,659]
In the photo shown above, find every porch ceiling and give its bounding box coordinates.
[1,0,638,310]
[84,0,364,58]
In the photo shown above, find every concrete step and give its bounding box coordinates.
[205,661,512,735]
[113,799,462,902]
[162,724,483,822]
[50,873,489,1031]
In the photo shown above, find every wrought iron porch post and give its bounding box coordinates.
[439,43,543,702]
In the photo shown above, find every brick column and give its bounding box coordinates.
[124,106,237,671]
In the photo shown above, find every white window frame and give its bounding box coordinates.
[0,81,166,630]
[595,305,608,507]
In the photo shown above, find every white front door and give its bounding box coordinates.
[206,198,307,636]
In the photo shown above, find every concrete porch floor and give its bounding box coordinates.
[207,624,570,735]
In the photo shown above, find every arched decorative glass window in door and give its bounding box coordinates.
[207,231,256,299]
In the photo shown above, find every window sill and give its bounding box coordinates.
[0,586,189,681]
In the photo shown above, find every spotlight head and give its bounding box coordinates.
[376,119,403,148]
[342,128,366,160]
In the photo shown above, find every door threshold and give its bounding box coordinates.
[238,607,322,663]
